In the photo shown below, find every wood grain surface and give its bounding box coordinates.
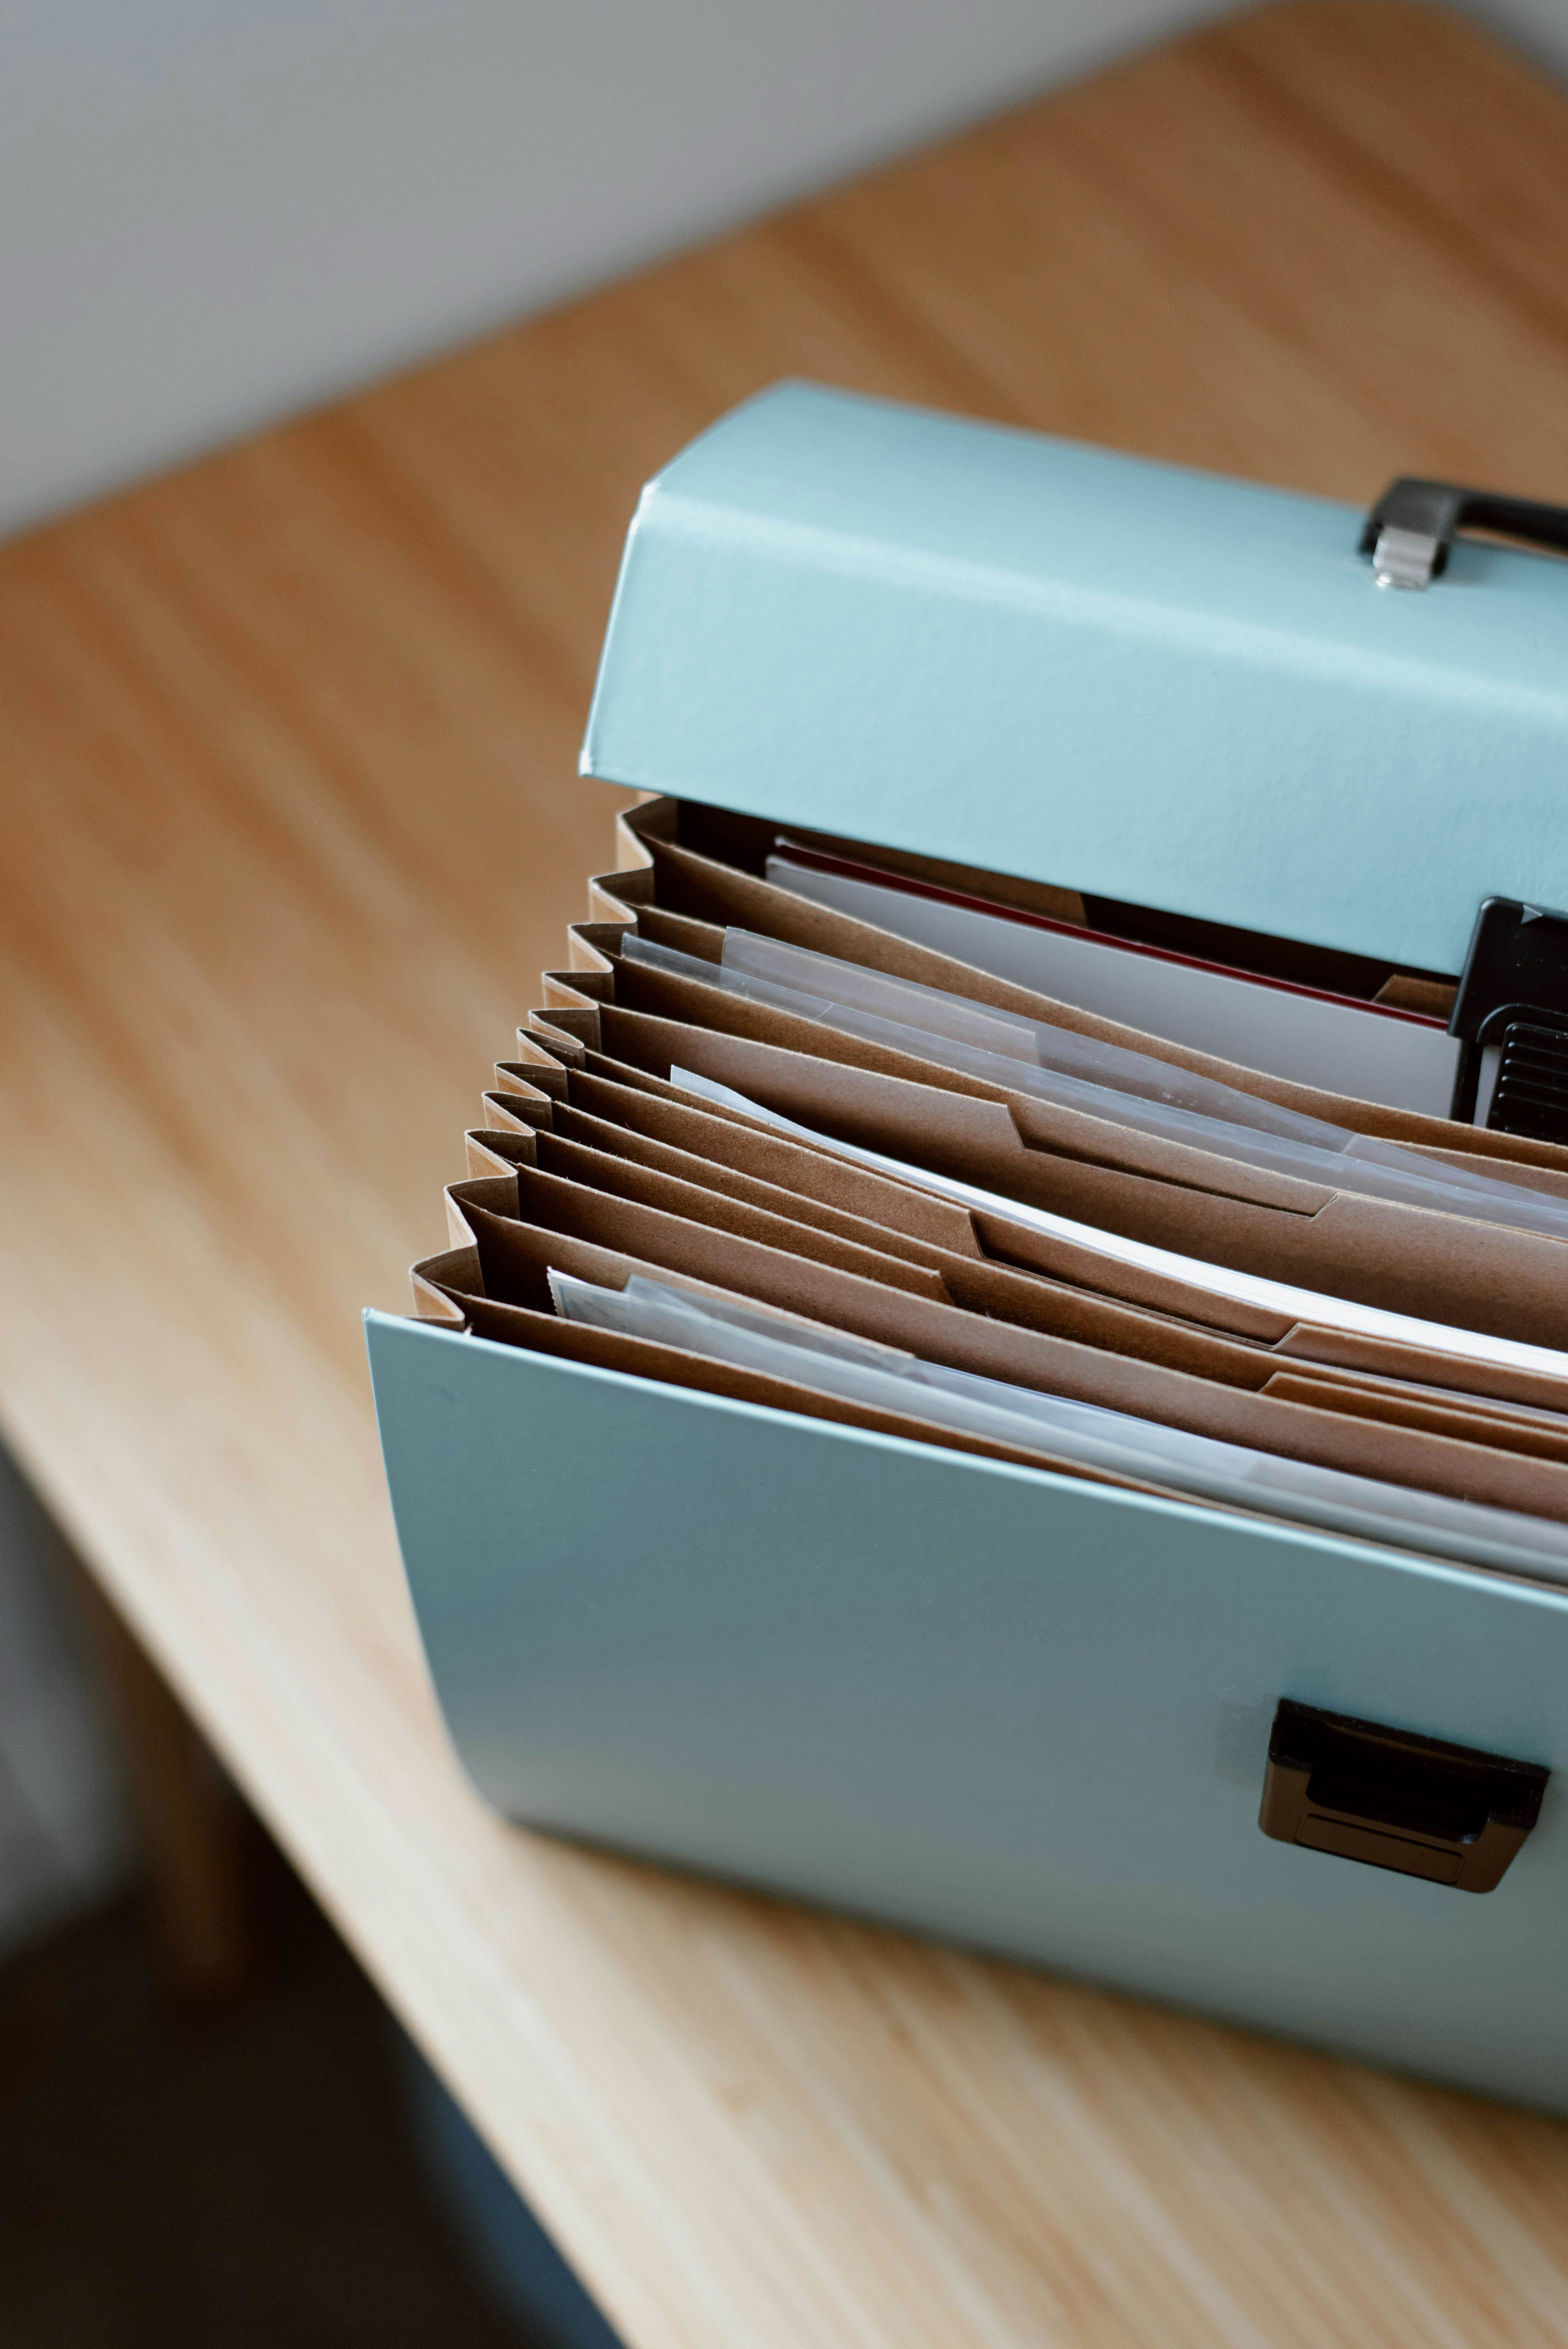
[5,5,1568,2342]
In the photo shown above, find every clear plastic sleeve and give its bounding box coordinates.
[548,1270,1568,1586]
[620,930,1568,1243]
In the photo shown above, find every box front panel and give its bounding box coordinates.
[368,1314,1568,2112]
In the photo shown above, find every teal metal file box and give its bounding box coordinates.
[368,385,1568,2110]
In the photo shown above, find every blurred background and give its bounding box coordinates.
[2,0,1564,538]
[3,0,1566,2340]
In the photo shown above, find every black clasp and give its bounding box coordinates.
[1260,1699,1547,1893]
[1359,476,1568,590]
[1449,897,1568,1139]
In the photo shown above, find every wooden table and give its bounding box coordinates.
[6,4,1568,2340]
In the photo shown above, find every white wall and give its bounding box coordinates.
[0,0,1237,537]
[0,0,1563,538]
[1487,0,1568,78]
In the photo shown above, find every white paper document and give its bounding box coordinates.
[766,850,1463,1119]
[669,1066,1568,1387]
[624,929,1568,1244]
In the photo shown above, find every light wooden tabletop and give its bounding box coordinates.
[5,4,1568,2341]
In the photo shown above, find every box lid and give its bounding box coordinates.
[581,382,1568,976]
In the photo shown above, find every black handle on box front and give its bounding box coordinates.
[1259,1699,1547,1893]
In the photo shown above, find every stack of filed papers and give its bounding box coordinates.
[548,1270,1568,1585]
[620,929,1568,1245]
[409,793,1568,1601]
[766,843,1463,1117]
[668,1067,1568,1387]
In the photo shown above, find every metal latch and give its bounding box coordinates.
[1260,1699,1547,1893]
[1360,477,1568,590]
